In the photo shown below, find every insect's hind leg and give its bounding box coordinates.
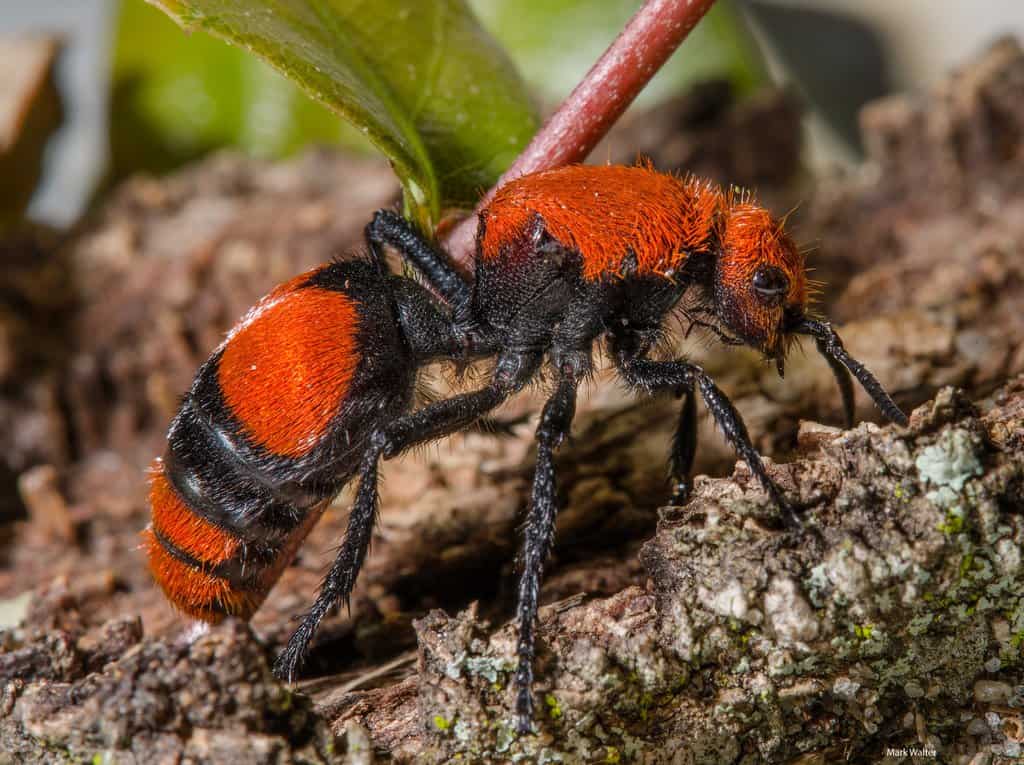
[365,210,472,319]
[274,353,541,682]
[273,448,380,682]
[514,372,579,734]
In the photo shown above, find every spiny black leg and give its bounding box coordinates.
[513,441,555,733]
[816,335,856,429]
[275,356,541,682]
[691,371,801,530]
[615,355,691,392]
[366,210,472,318]
[670,384,698,504]
[616,354,800,530]
[514,375,578,734]
[274,449,381,681]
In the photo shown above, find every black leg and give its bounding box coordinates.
[615,353,800,530]
[692,371,799,528]
[795,318,908,427]
[273,449,380,681]
[670,384,698,504]
[366,210,472,319]
[816,335,856,429]
[514,374,578,734]
[274,355,541,681]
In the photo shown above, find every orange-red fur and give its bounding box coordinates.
[146,272,363,623]
[143,464,255,620]
[218,281,360,458]
[719,203,806,306]
[483,164,808,354]
[143,532,255,621]
[148,466,238,565]
[481,164,724,280]
[144,462,327,622]
[718,202,806,353]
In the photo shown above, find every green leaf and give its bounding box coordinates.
[145,0,538,226]
[113,0,370,183]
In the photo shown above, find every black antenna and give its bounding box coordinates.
[796,318,908,427]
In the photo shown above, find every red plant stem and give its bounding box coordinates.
[444,0,718,264]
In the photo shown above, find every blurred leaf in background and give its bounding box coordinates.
[115,0,540,226]
[113,0,762,224]
[111,0,374,183]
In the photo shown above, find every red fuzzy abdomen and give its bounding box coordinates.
[144,461,328,621]
[143,464,256,621]
[218,281,361,458]
[144,261,402,624]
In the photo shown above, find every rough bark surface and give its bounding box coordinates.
[0,39,1022,765]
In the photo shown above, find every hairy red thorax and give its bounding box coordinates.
[481,164,723,280]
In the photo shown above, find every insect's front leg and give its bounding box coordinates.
[614,345,801,530]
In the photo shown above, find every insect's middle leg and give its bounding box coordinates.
[514,371,579,733]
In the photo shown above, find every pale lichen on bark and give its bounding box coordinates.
[334,380,1024,763]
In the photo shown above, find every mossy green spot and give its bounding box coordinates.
[853,623,874,640]
[960,554,975,577]
[638,690,655,721]
[937,510,965,535]
[545,693,563,720]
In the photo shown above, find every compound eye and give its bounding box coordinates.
[752,266,789,304]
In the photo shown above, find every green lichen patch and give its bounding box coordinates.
[544,694,563,720]
[915,428,985,491]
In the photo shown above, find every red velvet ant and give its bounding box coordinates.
[144,163,907,733]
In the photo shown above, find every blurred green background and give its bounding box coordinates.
[109,0,761,178]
